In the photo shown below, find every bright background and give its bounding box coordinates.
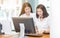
[0,0,60,38]
[0,0,51,18]
[51,0,60,38]
[0,0,51,34]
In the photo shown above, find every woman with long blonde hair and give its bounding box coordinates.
[20,2,33,18]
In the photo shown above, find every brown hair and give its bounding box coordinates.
[19,2,33,16]
[36,4,49,18]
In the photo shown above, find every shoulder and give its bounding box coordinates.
[44,16,50,22]
[31,13,36,15]
[30,13,36,15]
[20,14,26,17]
[31,13,36,17]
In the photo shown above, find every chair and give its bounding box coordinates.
[0,23,4,34]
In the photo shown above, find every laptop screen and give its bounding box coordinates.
[12,17,36,34]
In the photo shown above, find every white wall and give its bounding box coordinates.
[0,0,22,18]
[0,0,23,34]
[0,19,12,34]
[51,0,60,38]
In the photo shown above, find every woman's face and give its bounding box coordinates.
[36,8,43,18]
[25,6,31,15]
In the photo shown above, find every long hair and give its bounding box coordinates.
[19,2,33,16]
[36,4,49,18]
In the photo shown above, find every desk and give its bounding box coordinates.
[0,34,50,38]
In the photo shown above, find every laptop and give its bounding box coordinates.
[12,17,42,37]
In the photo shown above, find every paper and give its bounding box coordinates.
[19,23,25,38]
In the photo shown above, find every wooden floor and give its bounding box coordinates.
[0,34,50,38]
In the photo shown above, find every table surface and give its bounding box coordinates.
[0,34,50,38]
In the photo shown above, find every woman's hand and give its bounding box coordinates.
[35,26,38,33]
[44,25,50,34]
[35,26,44,35]
[44,29,50,34]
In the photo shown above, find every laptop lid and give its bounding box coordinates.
[12,17,36,34]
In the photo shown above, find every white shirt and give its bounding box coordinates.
[20,13,34,18]
[34,16,50,32]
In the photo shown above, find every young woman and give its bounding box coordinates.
[34,4,50,35]
[19,2,35,33]
[20,2,34,18]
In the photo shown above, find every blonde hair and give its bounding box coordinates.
[19,2,33,16]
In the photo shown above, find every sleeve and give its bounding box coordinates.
[47,16,51,28]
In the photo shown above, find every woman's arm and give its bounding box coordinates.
[35,26,44,35]
[44,25,50,34]
[35,26,38,33]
